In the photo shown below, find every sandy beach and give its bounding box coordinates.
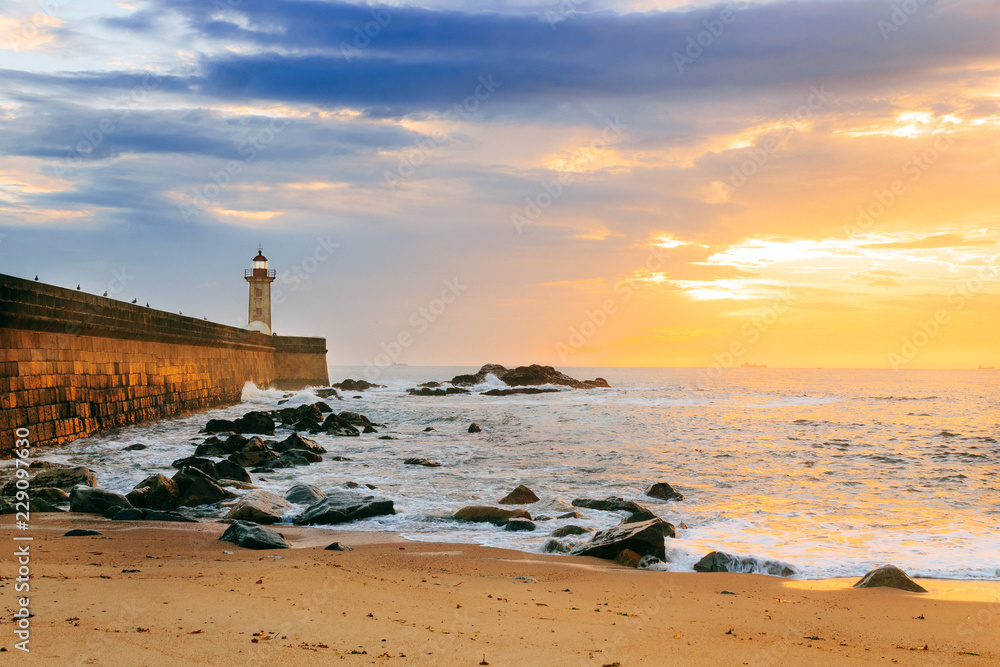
[2,513,997,666]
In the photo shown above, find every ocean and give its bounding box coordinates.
[36,366,1000,580]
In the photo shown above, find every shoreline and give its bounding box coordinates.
[2,514,997,665]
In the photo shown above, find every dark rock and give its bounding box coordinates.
[542,539,570,553]
[203,418,237,433]
[614,549,643,568]
[314,401,333,413]
[453,506,531,526]
[0,497,13,514]
[379,435,396,440]
[569,518,667,562]
[213,460,251,484]
[551,525,596,538]
[225,490,293,524]
[455,364,611,389]
[853,564,927,592]
[272,433,326,455]
[276,449,323,467]
[29,498,66,513]
[110,508,146,521]
[64,529,102,537]
[450,363,510,386]
[481,388,560,396]
[123,444,148,451]
[2,466,97,494]
[418,381,442,388]
[227,438,278,468]
[172,467,236,507]
[621,509,661,524]
[468,423,482,433]
[332,379,385,392]
[423,427,435,432]
[330,456,351,461]
[404,458,441,467]
[693,551,797,577]
[285,483,325,505]
[504,519,536,532]
[407,387,470,396]
[194,443,227,457]
[232,411,276,436]
[571,497,652,514]
[69,485,133,515]
[219,520,290,549]
[363,425,377,433]
[324,542,353,551]
[619,514,675,537]
[498,484,539,505]
[321,412,360,437]
[126,474,181,510]
[171,456,217,475]
[556,511,584,520]
[293,491,396,525]
[314,388,339,398]
[143,509,197,522]
[646,482,684,502]
[32,487,70,503]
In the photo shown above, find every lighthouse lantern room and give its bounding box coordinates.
[245,246,276,334]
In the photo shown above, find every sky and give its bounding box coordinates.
[0,0,998,369]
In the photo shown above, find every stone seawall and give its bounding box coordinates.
[0,274,329,454]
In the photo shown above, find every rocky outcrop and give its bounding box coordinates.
[225,490,293,524]
[498,484,539,505]
[293,491,396,525]
[453,506,531,526]
[3,466,97,494]
[332,379,384,392]
[227,437,279,468]
[126,474,181,510]
[111,508,197,522]
[69,485,133,515]
[572,497,652,514]
[285,483,325,505]
[232,411,276,436]
[468,423,482,433]
[219,520,290,549]
[275,449,323,467]
[481,388,560,396]
[321,413,360,437]
[407,387,470,396]
[403,458,441,467]
[172,467,236,507]
[853,564,927,592]
[450,364,610,389]
[504,519,536,531]
[646,482,684,502]
[551,525,595,538]
[272,433,326,455]
[314,388,339,399]
[203,418,237,433]
[570,519,668,562]
[693,551,797,577]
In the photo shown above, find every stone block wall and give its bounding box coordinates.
[0,274,329,455]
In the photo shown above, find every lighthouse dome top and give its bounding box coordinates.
[253,252,267,262]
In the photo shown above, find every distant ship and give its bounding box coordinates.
[392,362,409,366]
[741,362,767,368]
[977,365,994,370]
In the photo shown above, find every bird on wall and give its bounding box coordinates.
[103,291,108,296]
[146,302,149,307]
[131,298,137,304]
[34,275,38,280]
[77,284,81,290]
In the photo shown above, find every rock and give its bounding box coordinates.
[556,511,583,520]
[29,498,66,513]
[171,456,217,474]
[407,387,470,396]
[278,404,324,428]
[423,427,435,432]
[314,388,339,398]
[2,466,97,494]
[646,482,684,502]
[194,443,227,457]
[216,479,256,490]
[203,418,237,433]
[452,364,611,389]
[232,411,276,435]
[123,444,148,451]
[338,412,379,429]
[453,506,531,526]
[293,491,395,526]
[853,564,927,593]
[314,401,332,413]
[219,520,290,550]
[172,467,236,507]
[285,484,325,505]
[111,507,196,522]
[213,460,251,484]
[693,551,797,577]
[126,474,181,510]
[110,507,146,521]
[551,525,595,538]
[498,484,539,505]
[330,456,351,461]
[468,423,482,433]
[504,519,536,532]
[64,529,102,537]
[227,438,278,468]
[32,487,70,503]
[321,412,360,437]
[572,497,652,514]
[69,485,133,515]
[419,381,442,388]
[403,458,441,467]
[614,549,643,568]
[542,539,570,553]
[0,497,13,514]
[379,435,396,440]
[272,433,326,455]
[225,490,293,524]
[569,518,667,562]
[332,379,384,392]
[275,449,323,467]
[481,388,560,396]
[324,542,353,551]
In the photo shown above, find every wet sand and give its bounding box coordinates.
[2,513,998,666]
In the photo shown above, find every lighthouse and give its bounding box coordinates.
[245,246,275,334]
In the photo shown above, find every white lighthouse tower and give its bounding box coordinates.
[245,246,275,334]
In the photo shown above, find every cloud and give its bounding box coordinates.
[861,233,997,250]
